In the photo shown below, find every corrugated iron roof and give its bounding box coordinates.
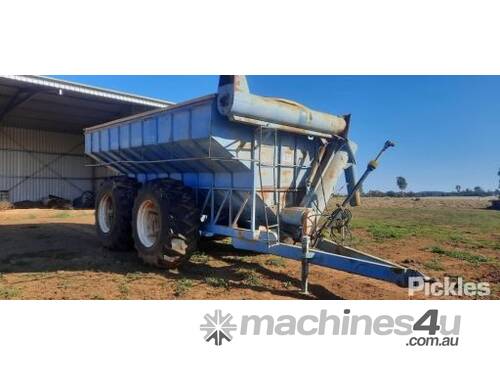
[0,75,173,133]
[1,75,173,108]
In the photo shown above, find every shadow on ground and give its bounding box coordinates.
[0,223,341,299]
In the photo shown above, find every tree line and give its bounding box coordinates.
[362,174,499,197]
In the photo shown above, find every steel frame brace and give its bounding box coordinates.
[201,223,426,287]
[0,89,38,124]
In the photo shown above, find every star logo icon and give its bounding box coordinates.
[200,310,237,346]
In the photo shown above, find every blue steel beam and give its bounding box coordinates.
[202,224,425,287]
[307,249,424,287]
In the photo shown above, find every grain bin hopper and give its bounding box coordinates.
[85,76,426,290]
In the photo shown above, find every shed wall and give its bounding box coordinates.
[0,126,114,203]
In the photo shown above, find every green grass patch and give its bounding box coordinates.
[350,207,500,256]
[429,246,490,264]
[238,270,262,287]
[118,282,130,297]
[175,278,194,296]
[353,207,500,235]
[448,233,466,243]
[205,277,229,289]
[265,257,286,268]
[366,223,414,241]
[0,285,20,299]
[423,258,445,271]
[190,252,209,264]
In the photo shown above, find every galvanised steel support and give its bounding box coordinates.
[301,235,311,294]
[250,130,257,232]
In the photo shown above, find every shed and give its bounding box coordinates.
[0,75,171,203]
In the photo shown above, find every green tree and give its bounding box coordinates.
[396,176,408,196]
[473,186,484,195]
[455,185,461,193]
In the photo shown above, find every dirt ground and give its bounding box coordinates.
[0,197,498,300]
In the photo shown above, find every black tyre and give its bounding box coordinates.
[95,177,137,251]
[132,179,200,268]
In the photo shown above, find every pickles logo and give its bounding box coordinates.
[200,310,237,346]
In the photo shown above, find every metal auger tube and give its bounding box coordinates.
[341,140,395,208]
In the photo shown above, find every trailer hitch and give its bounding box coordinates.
[292,140,429,293]
[313,238,430,287]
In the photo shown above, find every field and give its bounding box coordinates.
[0,197,498,300]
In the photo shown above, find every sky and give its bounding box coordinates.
[53,75,500,192]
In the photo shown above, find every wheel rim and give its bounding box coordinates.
[137,199,160,248]
[97,193,113,233]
